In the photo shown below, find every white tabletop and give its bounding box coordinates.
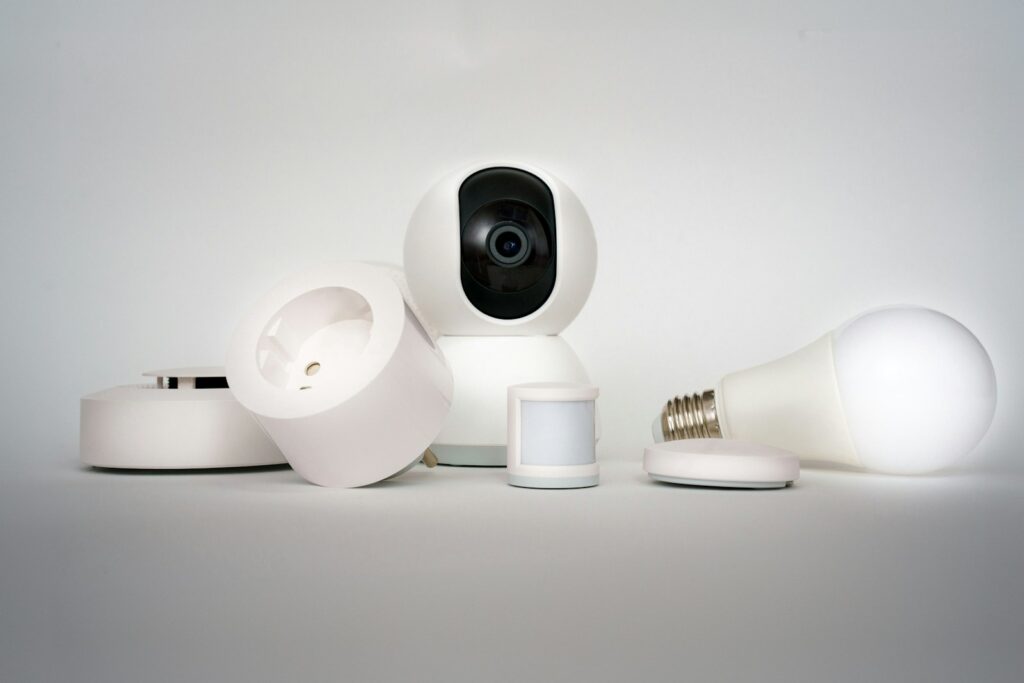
[1,457,1020,682]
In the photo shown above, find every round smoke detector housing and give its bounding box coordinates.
[226,262,453,487]
[80,367,285,469]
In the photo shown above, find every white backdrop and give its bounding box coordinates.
[2,0,1021,471]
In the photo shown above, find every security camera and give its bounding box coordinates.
[404,163,598,465]
[405,163,597,335]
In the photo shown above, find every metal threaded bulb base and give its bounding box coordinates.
[660,389,722,441]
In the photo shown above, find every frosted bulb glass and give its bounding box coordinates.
[832,307,996,473]
[654,307,997,475]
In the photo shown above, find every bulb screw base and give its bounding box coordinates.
[660,389,722,441]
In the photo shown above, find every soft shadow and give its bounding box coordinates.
[646,477,795,492]
[82,463,293,476]
[356,467,436,489]
[801,460,964,480]
[435,463,505,469]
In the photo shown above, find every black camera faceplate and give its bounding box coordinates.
[459,168,557,320]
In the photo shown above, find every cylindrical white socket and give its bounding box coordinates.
[507,383,599,489]
[226,263,453,487]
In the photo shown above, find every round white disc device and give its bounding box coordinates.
[80,367,286,469]
[225,262,454,488]
[643,439,800,489]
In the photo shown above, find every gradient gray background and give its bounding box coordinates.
[2,2,1022,681]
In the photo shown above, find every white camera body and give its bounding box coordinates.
[404,162,597,465]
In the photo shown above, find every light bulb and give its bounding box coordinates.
[653,306,997,474]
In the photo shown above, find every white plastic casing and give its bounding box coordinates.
[507,383,599,489]
[403,161,597,336]
[717,306,997,475]
[717,333,861,467]
[644,439,799,489]
[431,336,592,466]
[80,367,285,469]
[225,263,453,487]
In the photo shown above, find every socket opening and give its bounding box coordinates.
[257,287,374,391]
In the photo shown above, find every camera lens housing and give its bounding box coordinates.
[403,161,596,335]
[459,168,557,320]
[487,223,532,267]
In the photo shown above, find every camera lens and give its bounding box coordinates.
[460,198,552,297]
[487,224,532,267]
[497,232,522,258]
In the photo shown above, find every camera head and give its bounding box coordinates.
[404,162,596,335]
